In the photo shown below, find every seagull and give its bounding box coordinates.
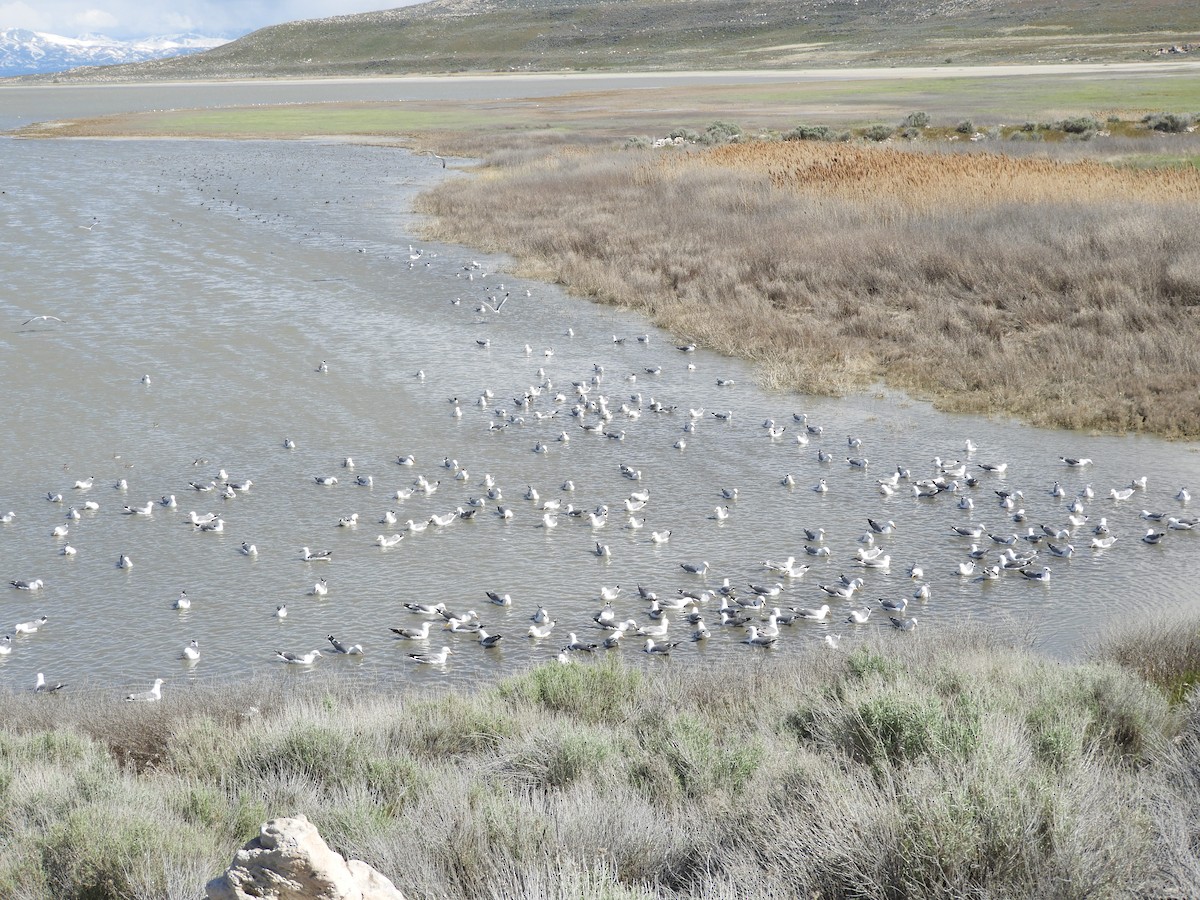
[410,647,452,665]
[376,534,404,548]
[173,591,191,610]
[742,626,776,648]
[796,604,830,621]
[310,579,329,596]
[819,578,864,599]
[637,615,671,638]
[240,542,258,557]
[1142,529,1166,545]
[301,547,333,561]
[1060,457,1093,467]
[889,617,918,632]
[486,591,513,606]
[124,678,164,701]
[34,672,66,693]
[846,608,872,625]
[276,649,322,665]
[562,632,598,653]
[1019,566,1052,581]
[23,314,66,326]
[117,554,134,569]
[642,638,678,655]
[327,635,364,655]
[275,604,288,619]
[181,640,200,661]
[680,560,709,575]
[391,621,433,640]
[14,615,48,634]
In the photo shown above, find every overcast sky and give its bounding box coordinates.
[0,0,423,39]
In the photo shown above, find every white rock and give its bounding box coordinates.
[205,814,405,900]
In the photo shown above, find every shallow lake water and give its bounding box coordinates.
[0,131,1196,700]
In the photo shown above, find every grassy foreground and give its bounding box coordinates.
[2,624,1200,899]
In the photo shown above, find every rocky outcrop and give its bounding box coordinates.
[205,814,405,900]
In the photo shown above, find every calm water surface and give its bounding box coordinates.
[0,132,1197,699]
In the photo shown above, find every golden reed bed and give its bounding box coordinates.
[691,142,1200,212]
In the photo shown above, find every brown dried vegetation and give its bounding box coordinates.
[420,142,1200,436]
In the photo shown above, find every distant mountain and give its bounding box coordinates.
[0,28,230,76]
[9,0,1200,82]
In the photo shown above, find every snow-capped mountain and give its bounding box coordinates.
[0,28,230,76]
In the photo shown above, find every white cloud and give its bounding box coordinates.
[69,7,119,32]
[0,1,51,31]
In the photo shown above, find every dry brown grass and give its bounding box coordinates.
[699,141,1200,211]
[418,141,1200,436]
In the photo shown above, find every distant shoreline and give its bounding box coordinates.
[5,59,1199,91]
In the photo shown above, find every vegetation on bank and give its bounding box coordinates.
[1,624,1200,899]
[419,123,1200,437]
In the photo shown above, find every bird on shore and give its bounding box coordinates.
[125,678,164,701]
[34,672,66,693]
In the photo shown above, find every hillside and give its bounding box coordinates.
[23,0,1200,82]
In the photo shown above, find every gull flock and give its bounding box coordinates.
[4,246,1196,701]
